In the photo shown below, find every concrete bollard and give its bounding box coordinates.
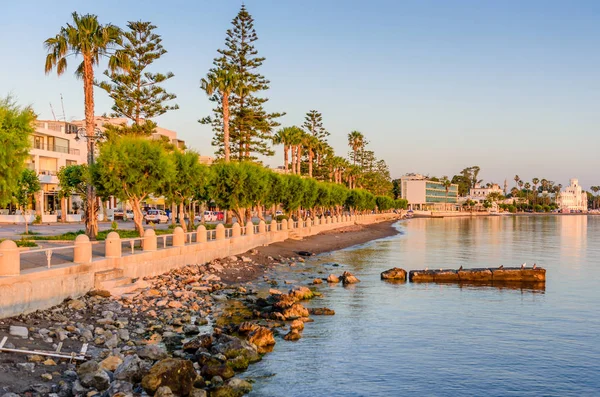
[196,225,207,243]
[258,220,266,234]
[74,234,92,264]
[173,226,185,247]
[105,231,121,258]
[144,229,157,251]
[306,218,312,228]
[232,223,241,238]
[280,219,288,231]
[336,215,341,223]
[0,240,20,276]
[313,217,318,226]
[245,221,254,236]
[216,223,225,240]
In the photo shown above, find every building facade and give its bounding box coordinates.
[558,178,587,212]
[400,174,459,210]
[468,183,503,203]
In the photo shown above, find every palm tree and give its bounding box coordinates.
[532,177,540,208]
[347,131,365,166]
[201,68,240,162]
[302,134,319,178]
[514,175,520,188]
[441,176,451,211]
[45,12,124,239]
[591,186,600,209]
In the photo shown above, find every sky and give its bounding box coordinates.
[1,0,599,189]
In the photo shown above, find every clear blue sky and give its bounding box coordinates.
[1,0,599,188]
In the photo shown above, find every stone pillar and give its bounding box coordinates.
[306,218,312,228]
[280,219,288,231]
[197,225,207,243]
[105,231,121,258]
[173,226,185,247]
[73,234,92,264]
[231,222,241,238]
[144,229,157,251]
[245,221,254,236]
[258,220,266,234]
[216,224,225,240]
[0,240,20,276]
[321,215,326,225]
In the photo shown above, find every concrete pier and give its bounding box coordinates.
[409,267,546,283]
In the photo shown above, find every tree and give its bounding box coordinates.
[200,5,284,160]
[45,12,125,239]
[302,133,319,178]
[532,177,540,208]
[57,164,88,222]
[200,68,239,162]
[98,21,178,136]
[347,131,365,166]
[273,126,301,173]
[303,110,328,141]
[16,169,41,234]
[514,175,520,188]
[92,136,175,236]
[0,97,35,207]
[441,176,451,211]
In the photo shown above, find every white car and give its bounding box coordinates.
[144,209,169,224]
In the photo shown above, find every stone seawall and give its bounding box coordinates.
[408,267,546,283]
[0,214,397,319]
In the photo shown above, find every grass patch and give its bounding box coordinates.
[26,231,85,241]
[20,231,41,236]
[0,238,38,247]
[24,228,175,242]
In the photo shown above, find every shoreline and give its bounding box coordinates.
[0,219,400,395]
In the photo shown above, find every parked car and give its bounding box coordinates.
[144,209,169,224]
[113,209,125,220]
[201,211,225,222]
[275,210,283,216]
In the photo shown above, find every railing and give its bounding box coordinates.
[21,245,76,269]
[39,169,58,176]
[32,142,80,156]
[121,237,145,254]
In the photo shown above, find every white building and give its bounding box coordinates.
[467,183,504,204]
[558,178,587,212]
[400,174,459,210]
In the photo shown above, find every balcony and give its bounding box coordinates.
[32,142,80,156]
[38,169,59,184]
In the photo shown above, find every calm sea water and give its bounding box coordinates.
[244,215,600,397]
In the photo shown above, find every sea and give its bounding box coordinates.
[244,215,600,396]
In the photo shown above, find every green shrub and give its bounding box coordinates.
[111,221,118,230]
[33,215,42,224]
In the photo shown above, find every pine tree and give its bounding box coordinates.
[302,110,328,141]
[200,5,283,161]
[98,21,178,135]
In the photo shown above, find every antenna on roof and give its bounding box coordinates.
[49,103,57,121]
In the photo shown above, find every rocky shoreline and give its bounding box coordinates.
[0,221,399,396]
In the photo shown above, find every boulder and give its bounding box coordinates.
[211,378,253,397]
[380,267,407,281]
[288,286,314,300]
[100,355,123,372]
[309,307,335,315]
[106,380,134,396]
[290,319,304,330]
[190,388,208,397]
[114,354,149,383]
[9,325,28,338]
[282,303,309,320]
[138,344,168,361]
[283,329,302,341]
[248,326,275,348]
[237,322,260,334]
[340,271,360,284]
[67,299,86,310]
[200,363,234,380]
[155,386,175,397]
[226,354,250,371]
[141,358,196,396]
[271,294,296,310]
[183,334,214,353]
[326,274,340,283]
[312,278,323,284]
[77,360,111,391]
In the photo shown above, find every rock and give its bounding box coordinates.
[89,289,111,297]
[100,355,123,372]
[312,278,323,284]
[1,393,21,397]
[155,386,175,397]
[183,334,213,353]
[105,333,119,349]
[9,325,28,338]
[237,322,260,334]
[77,361,110,391]
[138,344,168,360]
[241,256,252,262]
[42,359,57,366]
[284,329,302,341]
[340,271,360,284]
[271,294,296,310]
[289,286,314,300]
[380,267,407,280]
[228,378,253,394]
[183,324,199,335]
[248,326,275,348]
[114,355,148,383]
[41,373,53,381]
[168,301,183,309]
[282,303,309,320]
[141,358,196,396]
[28,354,44,362]
[227,256,238,262]
[290,319,304,330]
[189,388,208,397]
[309,307,336,315]
[17,362,35,372]
[68,299,86,310]
[326,274,340,283]
[106,380,134,396]
[227,354,249,371]
[118,328,130,341]
[200,363,234,380]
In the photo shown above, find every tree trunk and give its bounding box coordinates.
[179,202,187,232]
[60,197,66,223]
[291,145,297,174]
[297,145,302,175]
[308,148,313,178]
[132,197,145,237]
[83,55,98,239]
[283,145,289,173]
[22,205,28,235]
[223,93,230,162]
[171,202,177,225]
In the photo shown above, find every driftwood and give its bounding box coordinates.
[0,336,88,362]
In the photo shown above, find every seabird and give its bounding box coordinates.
[458,265,463,271]
[533,263,537,269]
[498,265,504,269]
[521,263,526,269]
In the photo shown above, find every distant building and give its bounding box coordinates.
[557,178,587,212]
[400,174,459,210]
[198,155,214,166]
[468,183,503,203]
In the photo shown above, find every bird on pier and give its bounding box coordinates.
[498,265,504,269]
[521,263,526,269]
[533,263,537,269]
[458,265,463,271]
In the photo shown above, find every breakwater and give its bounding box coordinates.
[408,267,546,283]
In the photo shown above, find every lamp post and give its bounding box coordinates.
[74,127,103,239]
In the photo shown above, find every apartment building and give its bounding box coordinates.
[400,174,459,211]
